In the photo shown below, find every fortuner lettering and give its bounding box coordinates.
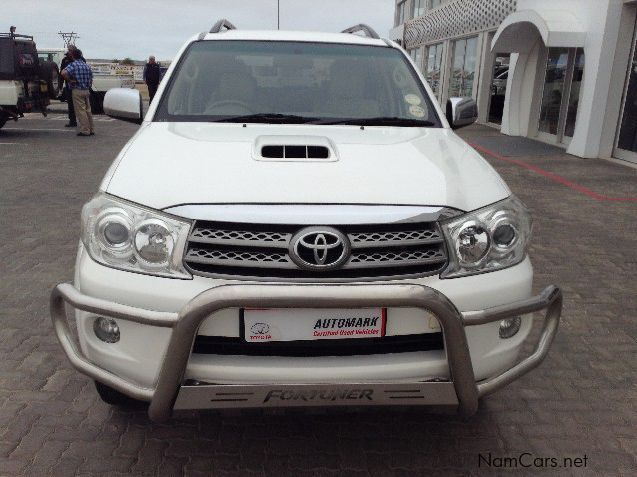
[263,389,374,403]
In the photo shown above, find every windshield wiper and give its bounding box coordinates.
[313,117,436,127]
[212,113,318,124]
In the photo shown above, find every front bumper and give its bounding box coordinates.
[50,282,562,422]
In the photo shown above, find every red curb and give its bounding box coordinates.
[470,143,637,203]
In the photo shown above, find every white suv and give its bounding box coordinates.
[51,21,562,421]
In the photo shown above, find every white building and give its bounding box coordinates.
[391,0,637,164]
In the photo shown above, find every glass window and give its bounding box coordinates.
[410,48,423,70]
[414,0,427,17]
[396,1,407,26]
[449,37,478,98]
[156,40,442,127]
[424,42,444,96]
[429,0,443,9]
[617,39,637,154]
[564,48,584,138]
[538,48,569,135]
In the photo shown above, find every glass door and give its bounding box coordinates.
[537,48,584,145]
[488,53,510,125]
[614,23,637,163]
[563,49,585,140]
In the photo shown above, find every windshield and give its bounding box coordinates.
[155,40,441,127]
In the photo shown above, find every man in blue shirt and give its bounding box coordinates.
[61,49,94,136]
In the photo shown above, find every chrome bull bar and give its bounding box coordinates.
[50,283,562,422]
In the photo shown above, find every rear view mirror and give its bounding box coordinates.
[446,97,478,129]
[104,88,143,124]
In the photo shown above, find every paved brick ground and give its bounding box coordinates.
[0,117,635,476]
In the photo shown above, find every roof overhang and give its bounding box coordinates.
[491,10,586,53]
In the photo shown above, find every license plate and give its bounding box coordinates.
[243,308,386,343]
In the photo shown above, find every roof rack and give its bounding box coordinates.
[210,19,237,34]
[341,24,380,39]
[0,32,34,40]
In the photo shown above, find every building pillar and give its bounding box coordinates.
[567,1,624,158]
[500,39,542,138]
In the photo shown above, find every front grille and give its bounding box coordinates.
[192,333,444,357]
[184,221,448,280]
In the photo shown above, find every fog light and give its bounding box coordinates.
[93,317,120,343]
[499,317,521,339]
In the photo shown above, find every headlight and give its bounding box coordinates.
[440,196,531,278]
[81,193,192,278]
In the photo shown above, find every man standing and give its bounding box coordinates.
[59,48,77,127]
[143,56,161,103]
[61,49,94,137]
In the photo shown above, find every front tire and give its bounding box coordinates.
[94,381,146,409]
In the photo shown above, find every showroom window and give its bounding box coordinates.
[564,49,585,138]
[615,21,637,163]
[449,36,478,98]
[538,48,570,136]
[414,0,427,17]
[424,42,444,98]
[396,1,408,26]
[410,47,423,70]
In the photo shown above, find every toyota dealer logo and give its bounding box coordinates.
[289,227,351,270]
[250,323,270,335]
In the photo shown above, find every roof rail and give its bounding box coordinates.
[341,24,380,39]
[210,19,237,34]
[0,32,34,40]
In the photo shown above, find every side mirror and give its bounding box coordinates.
[104,88,143,124]
[446,97,478,129]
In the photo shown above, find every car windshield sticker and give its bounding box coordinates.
[405,94,421,106]
[392,67,408,87]
[409,105,425,118]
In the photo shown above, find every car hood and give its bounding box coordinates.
[103,123,509,212]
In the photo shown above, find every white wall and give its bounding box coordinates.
[565,0,624,157]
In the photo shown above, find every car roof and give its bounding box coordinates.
[199,29,389,47]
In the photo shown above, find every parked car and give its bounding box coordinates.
[90,74,135,113]
[0,31,57,129]
[37,50,136,113]
[51,21,562,421]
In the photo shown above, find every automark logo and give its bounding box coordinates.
[289,226,351,270]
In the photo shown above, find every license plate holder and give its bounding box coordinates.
[242,308,387,343]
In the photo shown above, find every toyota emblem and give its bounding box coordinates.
[289,227,351,270]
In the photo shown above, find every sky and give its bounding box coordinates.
[8,0,395,61]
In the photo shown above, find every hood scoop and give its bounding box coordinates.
[253,135,338,162]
